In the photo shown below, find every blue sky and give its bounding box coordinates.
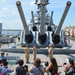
[0,0,75,30]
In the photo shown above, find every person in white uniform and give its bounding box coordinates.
[24,44,30,63]
[32,45,37,61]
[48,44,54,62]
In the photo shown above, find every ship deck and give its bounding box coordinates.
[0,39,75,75]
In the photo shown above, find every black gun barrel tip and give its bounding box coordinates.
[16,1,21,5]
[67,1,71,6]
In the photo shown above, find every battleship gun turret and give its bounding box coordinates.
[16,0,72,48]
[16,1,33,44]
[52,1,71,44]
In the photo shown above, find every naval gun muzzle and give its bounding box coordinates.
[16,1,33,43]
[52,1,71,44]
[38,2,47,44]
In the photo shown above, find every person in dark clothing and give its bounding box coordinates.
[16,59,28,75]
[62,58,75,75]
[0,52,7,62]
[24,65,28,72]
[1,61,14,75]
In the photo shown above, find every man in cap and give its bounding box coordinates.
[24,44,30,63]
[48,44,54,62]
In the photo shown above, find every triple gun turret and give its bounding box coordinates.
[16,0,71,47]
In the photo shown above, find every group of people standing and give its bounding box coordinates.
[24,44,54,64]
[24,44,37,63]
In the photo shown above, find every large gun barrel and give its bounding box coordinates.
[40,4,45,35]
[47,11,53,31]
[49,11,53,27]
[55,1,71,35]
[38,2,47,44]
[31,11,37,31]
[31,11,35,26]
[52,1,71,44]
[16,1,33,43]
[16,1,29,34]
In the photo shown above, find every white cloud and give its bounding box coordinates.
[1,4,17,17]
[48,0,66,8]
[1,19,23,29]
[12,11,17,15]
[6,5,12,8]
[30,0,35,5]
[48,0,75,9]
[0,15,4,18]
[3,7,8,10]
[2,4,12,10]
[27,20,30,24]
[0,0,6,3]
[0,18,31,29]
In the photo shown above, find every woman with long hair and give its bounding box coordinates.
[45,57,58,75]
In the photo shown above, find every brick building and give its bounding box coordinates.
[65,26,75,37]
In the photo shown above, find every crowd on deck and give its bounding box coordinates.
[0,44,75,75]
